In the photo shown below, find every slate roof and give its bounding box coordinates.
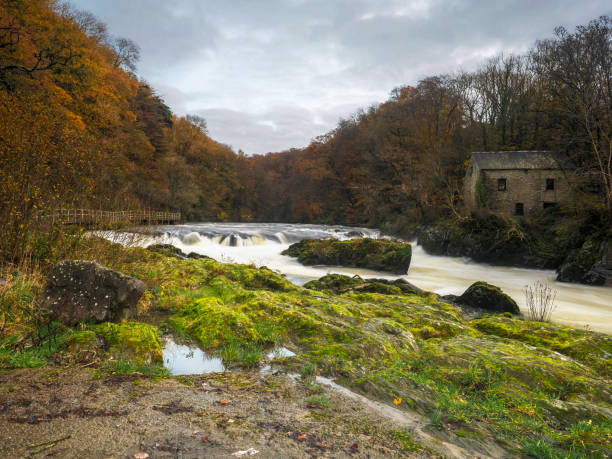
[470,151,573,170]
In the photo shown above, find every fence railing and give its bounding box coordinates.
[38,209,181,227]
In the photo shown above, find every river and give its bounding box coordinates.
[114,222,612,334]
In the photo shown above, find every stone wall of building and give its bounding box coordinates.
[464,162,481,209]
[481,169,571,216]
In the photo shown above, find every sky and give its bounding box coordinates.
[70,0,611,155]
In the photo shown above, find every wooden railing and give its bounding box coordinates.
[39,209,181,227]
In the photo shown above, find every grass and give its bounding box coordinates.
[220,341,263,368]
[306,394,333,408]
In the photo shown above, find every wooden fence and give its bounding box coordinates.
[39,209,181,227]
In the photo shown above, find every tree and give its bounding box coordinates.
[532,16,612,210]
[113,37,139,72]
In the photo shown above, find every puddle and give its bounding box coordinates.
[266,347,296,359]
[162,337,225,375]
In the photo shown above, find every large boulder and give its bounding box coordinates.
[39,260,147,325]
[282,238,412,274]
[455,281,520,315]
[557,238,608,285]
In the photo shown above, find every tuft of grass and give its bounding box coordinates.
[306,395,333,408]
[300,361,318,386]
[220,341,262,368]
[429,409,443,427]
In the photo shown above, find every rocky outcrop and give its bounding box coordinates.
[556,239,610,286]
[147,244,210,260]
[282,238,412,274]
[304,273,423,295]
[39,260,146,325]
[450,281,521,314]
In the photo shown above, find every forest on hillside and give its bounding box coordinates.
[1,0,610,262]
[237,15,611,230]
[0,0,241,261]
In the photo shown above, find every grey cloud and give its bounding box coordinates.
[70,0,611,154]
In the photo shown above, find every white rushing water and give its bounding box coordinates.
[107,222,612,334]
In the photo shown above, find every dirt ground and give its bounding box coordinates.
[0,367,438,459]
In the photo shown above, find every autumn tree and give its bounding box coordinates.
[532,16,612,210]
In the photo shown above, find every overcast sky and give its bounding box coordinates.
[71,0,611,155]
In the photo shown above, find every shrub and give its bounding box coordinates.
[524,280,557,322]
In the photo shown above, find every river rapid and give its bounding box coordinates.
[114,222,612,334]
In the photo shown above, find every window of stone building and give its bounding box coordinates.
[498,178,507,191]
[546,178,555,190]
[543,202,556,209]
[515,203,524,216]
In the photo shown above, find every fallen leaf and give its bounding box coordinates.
[201,437,209,443]
[228,418,235,423]
[133,453,149,459]
[297,434,307,441]
[219,399,232,405]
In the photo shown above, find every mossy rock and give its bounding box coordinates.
[147,244,187,258]
[457,281,520,314]
[304,274,363,292]
[63,237,612,457]
[304,274,422,295]
[282,238,412,274]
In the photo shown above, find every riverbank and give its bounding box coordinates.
[0,367,436,458]
[1,236,610,458]
[114,222,612,334]
[384,212,612,286]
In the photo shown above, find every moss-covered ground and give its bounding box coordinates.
[1,236,610,457]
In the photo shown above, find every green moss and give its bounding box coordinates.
[472,315,612,378]
[34,237,610,457]
[93,322,163,364]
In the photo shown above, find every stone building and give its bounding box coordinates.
[464,151,574,217]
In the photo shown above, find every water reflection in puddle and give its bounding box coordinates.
[163,338,225,375]
[163,338,297,375]
[266,347,296,359]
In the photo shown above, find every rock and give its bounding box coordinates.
[456,281,520,314]
[282,238,412,274]
[147,244,211,260]
[365,278,423,295]
[557,238,607,285]
[305,274,424,298]
[147,243,187,258]
[186,252,211,260]
[417,227,450,255]
[304,274,363,292]
[39,260,146,325]
[346,230,364,237]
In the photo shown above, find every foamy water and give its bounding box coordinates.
[105,222,612,334]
